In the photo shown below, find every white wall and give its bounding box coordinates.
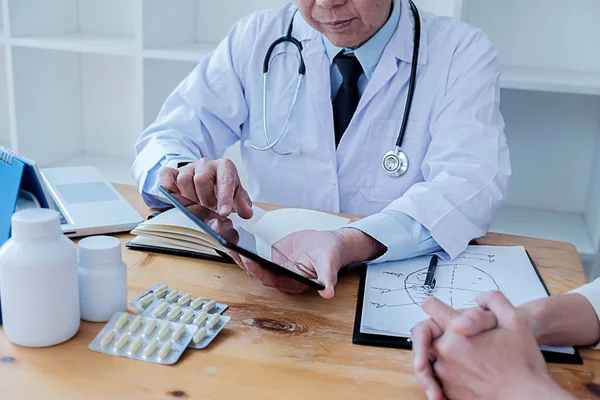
[77,0,137,38]
[0,46,9,149]
[81,54,138,158]
[463,0,600,73]
[586,126,600,255]
[9,0,137,39]
[500,90,600,213]
[12,47,83,165]
[9,0,78,37]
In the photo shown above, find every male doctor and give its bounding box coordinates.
[133,0,510,298]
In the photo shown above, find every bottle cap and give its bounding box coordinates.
[11,209,62,240]
[78,236,122,268]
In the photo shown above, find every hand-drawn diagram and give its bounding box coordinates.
[368,252,501,310]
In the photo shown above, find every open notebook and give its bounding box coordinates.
[127,206,351,263]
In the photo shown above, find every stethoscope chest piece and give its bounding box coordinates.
[382,147,409,177]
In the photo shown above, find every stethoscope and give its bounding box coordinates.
[245,0,421,177]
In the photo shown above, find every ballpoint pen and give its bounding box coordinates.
[423,255,438,295]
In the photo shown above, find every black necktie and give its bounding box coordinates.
[332,53,363,146]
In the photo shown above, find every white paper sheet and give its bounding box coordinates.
[361,245,550,337]
[250,208,350,259]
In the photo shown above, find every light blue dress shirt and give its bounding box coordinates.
[322,0,442,263]
[143,0,443,263]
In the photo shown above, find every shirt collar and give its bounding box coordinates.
[322,0,401,79]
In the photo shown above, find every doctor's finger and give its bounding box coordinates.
[215,159,239,216]
[233,186,254,219]
[315,261,337,300]
[176,164,200,204]
[193,160,219,210]
[159,167,195,206]
[241,257,280,288]
[158,167,179,193]
[422,297,460,331]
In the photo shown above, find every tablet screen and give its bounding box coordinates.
[159,188,325,290]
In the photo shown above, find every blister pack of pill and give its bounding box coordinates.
[188,313,231,349]
[88,312,198,365]
[131,284,228,315]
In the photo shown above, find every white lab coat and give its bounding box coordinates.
[133,0,511,259]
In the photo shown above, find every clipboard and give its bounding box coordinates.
[352,249,583,365]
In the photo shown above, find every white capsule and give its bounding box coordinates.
[154,302,169,318]
[139,293,154,308]
[202,299,216,312]
[114,334,130,351]
[165,290,180,303]
[143,319,158,336]
[128,315,143,333]
[100,330,115,347]
[178,293,192,306]
[171,324,186,341]
[130,336,144,354]
[193,311,207,326]
[207,313,221,329]
[158,340,173,359]
[115,313,130,330]
[192,327,208,344]
[157,323,171,339]
[190,297,205,310]
[154,285,168,299]
[180,309,195,324]
[167,306,182,321]
[144,339,160,358]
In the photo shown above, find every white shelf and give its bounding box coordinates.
[144,42,215,62]
[44,154,135,185]
[501,66,600,96]
[11,33,138,56]
[491,205,596,260]
[0,0,598,277]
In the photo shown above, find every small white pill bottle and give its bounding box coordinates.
[0,209,80,347]
[78,236,127,322]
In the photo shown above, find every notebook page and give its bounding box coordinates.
[249,208,350,259]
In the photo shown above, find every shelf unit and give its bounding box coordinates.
[0,0,599,277]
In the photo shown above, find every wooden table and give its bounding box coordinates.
[1,184,599,399]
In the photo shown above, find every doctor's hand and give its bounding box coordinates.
[417,293,570,400]
[230,228,386,299]
[159,158,253,219]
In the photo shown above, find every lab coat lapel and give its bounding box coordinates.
[354,47,399,118]
[303,40,337,157]
[354,0,429,118]
[294,13,338,163]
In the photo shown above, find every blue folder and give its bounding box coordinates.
[0,148,50,323]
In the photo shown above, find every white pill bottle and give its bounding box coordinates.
[78,236,127,322]
[0,209,80,347]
